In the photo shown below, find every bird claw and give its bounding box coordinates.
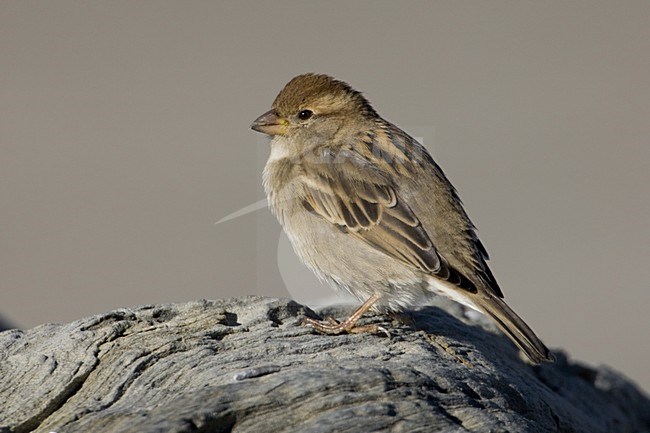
[325,316,340,326]
[301,316,348,334]
[301,316,390,337]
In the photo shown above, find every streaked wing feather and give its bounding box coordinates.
[300,151,477,293]
[303,184,447,276]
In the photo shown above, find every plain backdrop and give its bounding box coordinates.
[1,1,648,391]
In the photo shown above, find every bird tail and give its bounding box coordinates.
[474,295,553,364]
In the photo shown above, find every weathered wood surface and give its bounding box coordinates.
[1,296,648,433]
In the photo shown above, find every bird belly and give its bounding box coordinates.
[281,209,432,311]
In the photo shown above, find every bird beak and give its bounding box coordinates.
[251,110,288,136]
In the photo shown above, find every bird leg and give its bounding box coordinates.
[302,293,383,334]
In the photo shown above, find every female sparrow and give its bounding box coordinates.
[251,73,551,364]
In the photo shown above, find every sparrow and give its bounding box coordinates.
[251,73,552,364]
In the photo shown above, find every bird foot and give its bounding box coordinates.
[301,316,388,336]
[301,293,387,335]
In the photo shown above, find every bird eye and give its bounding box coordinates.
[298,109,313,120]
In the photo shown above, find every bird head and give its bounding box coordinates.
[251,74,376,143]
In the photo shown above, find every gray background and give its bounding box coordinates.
[2,1,648,391]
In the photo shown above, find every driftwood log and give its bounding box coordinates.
[1,296,648,433]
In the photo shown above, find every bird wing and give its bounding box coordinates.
[300,148,479,293]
